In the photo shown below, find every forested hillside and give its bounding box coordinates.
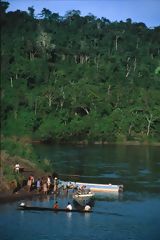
[1,2,160,143]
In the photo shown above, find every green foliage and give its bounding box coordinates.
[3,165,15,181]
[36,115,66,142]
[2,110,35,137]
[1,138,37,160]
[1,7,160,143]
[155,66,160,75]
[1,137,53,174]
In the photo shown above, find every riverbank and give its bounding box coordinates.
[1,136,160,203]
[2,135,160,146]
[65,140,160,146]
[0,148,52,201]
[33,138,160,146]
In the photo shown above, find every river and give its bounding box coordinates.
[0,145,160,240]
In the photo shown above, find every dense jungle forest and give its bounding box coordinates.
[1,2,160,144]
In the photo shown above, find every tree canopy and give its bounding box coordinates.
[1,2,160,143]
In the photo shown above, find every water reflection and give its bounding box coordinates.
[84,212,91,222]
[93,192,123,203]
[33,144,160,193]
[1,192,160,240]
[66,212,72,220]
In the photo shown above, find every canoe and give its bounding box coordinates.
[64,181,123,193]
[18,205,92,213]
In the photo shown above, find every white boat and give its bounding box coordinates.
[65,181,123,193]
[73,189,95,206]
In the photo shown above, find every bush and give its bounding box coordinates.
[1,138,37,161]
[3,165,15,181]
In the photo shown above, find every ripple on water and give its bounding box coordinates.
[139,169,150,175]
[101,172,120,178]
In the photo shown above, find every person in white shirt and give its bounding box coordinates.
[14,163,20,173]
[53,177,58,193]
[66,202,72,210]
[47,176,51,190]
[84,204,91,211]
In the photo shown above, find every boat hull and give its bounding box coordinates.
[67,181,123,193]
[18,205,92,213]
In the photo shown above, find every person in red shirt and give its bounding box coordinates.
[53,201,59,209]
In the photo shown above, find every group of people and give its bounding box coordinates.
[27,175,59,194]
[53,201,91,211]
[13,162,59,194]
[13,164,92,211]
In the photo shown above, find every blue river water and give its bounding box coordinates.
[0,145,160,240]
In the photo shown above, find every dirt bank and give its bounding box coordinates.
[0,150,52,203]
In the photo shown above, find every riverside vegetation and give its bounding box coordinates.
[1,2,160,144]
[0,137,51,193]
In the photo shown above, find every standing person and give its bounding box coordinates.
[14,163,20,173]
[27,176,32,192]
[36,178,41,192]
[53,201,59,209]
[42,182,48,194]
[53,177,58,193]
[29,175,35,191]
[30,175,34,184]
[66,202,72,210]
[47,176,51,192]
